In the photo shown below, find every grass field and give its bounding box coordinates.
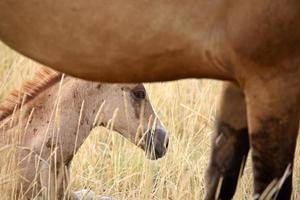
[0,42,299,200]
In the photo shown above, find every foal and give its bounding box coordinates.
[0,67,169,199]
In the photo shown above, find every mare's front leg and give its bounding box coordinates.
[245,76,300,199]
[205,82,249,200]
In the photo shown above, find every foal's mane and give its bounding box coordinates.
[0,67,62,121]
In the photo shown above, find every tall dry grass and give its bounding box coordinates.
[0,42,299,199]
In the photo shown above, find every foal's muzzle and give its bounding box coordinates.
[144,128,169,160]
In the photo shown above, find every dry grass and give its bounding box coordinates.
[0,42,299,200]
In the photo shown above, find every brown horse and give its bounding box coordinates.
[0,67,168,199]
[1,1,300,199]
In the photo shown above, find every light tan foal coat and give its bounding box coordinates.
[0,67,168,199]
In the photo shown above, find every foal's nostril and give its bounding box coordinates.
[154,128,168,158]
[155,148,162,158]
[165,138,169,149]
[144,128,169,160]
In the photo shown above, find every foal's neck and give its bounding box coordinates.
[48,78,105,164]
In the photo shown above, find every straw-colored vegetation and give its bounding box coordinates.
[0,42,299,200]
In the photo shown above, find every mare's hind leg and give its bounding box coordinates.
[245,77,300,199]
[205,82,249,200]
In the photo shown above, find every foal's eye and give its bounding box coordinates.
[132,89,146,100]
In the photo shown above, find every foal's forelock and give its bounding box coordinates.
[0,67,62,121]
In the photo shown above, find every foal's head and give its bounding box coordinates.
[95,83,169,160]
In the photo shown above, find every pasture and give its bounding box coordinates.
[0,42,299,199]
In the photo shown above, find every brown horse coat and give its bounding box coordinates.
[0,1,300,199]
